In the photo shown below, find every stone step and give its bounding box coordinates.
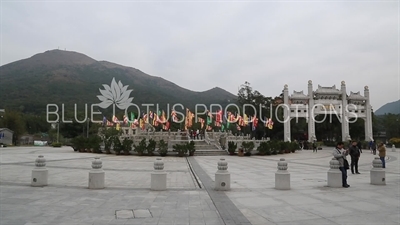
[194,150,228,156]
[195,145,219,149]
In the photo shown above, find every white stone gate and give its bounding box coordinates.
[283,81,373,142]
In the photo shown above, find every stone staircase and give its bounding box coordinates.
[192,140,228,156]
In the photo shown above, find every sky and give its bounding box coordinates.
[1,1,399,111]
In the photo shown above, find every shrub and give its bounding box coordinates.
[89,135,102,153]
[289,142,298,153]
[187,141,196,156]
[241,141,254,156]
[173,143,187,157]
[52,142,62,148]
[134,138,147,156]
[113,137,123,155]
[158,139,168,156]
[122,138,133,155]
[389,138,400,148]
[257,142,271,155]
[71,136,87,152]
[147,139,157,156]
[270,140,279,155]
[228,141,237,155]
[99,128,121,154]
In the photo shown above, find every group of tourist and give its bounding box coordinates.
[333,140,387,188]
[189,130,204,140]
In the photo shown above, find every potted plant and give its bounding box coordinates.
[71,136,87,152]
[113,137,123,155]
[257,141,270,156]
[270,140,278,155]
[187,141,196,156]
[147,138,157,156]
[100,128,121,154]
[158,139,168,157]
[289,142,297,153]
[173,143,187,157]
[134,138,147,156]
[228,141,237,155]
[89,135,102,153]
[241,141,254,156]
[122,138,133,155]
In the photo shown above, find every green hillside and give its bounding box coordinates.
[375,100,400,115]
[0,50,237,114]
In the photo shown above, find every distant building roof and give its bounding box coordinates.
[0,128,14,133]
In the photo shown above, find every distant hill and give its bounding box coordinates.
[375,100,400,115]
[0,50,237,114]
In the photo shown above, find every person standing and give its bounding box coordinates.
[313,141,317,153]
[369,140,373,154]
[349,141,362,174]
[357,141,362,151]
[377,143,386,168]
[371,141,377,155]
[333,142,350,188]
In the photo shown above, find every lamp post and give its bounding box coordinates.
[57,121,60,143]
[86,118,90,138]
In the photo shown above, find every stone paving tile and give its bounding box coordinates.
[1,146,399,225]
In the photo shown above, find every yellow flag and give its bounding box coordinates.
[243,114,248,125]
[116,123,120,130]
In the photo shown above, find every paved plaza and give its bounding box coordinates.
[0,146,399,225]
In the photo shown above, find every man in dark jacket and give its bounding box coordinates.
[349,140,362,174]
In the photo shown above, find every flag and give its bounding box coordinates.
[216,110,222,124]
[158,110,166,123]
[207,110,212,125]
[267,118,274,129]
[243,114,249,126]
[153,113,158,126]
[102,116,107,126]
[139,119,145,130]
[106,120,114,126]
[237,114,244,127]
[123,115,129,125]
[198,117,205,129]
[112,115,119,124]
[252,116,258,131]
[185,108,194,129]
[163,121,170,130]
[171,110,178,123]
[226,111,231,129]
[130,112,135,122]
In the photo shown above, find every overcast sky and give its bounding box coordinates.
[1,1,398,110]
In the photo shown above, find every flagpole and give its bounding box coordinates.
[86,118,90,138]
[57,121,59,143]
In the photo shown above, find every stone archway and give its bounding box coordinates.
[283,81,373,142]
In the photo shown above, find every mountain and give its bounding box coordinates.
[0,50,237,114]
[375,100,400,115]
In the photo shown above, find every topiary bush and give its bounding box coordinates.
[147,138,157,156]
[158,139,168,157]
[228,141,237,155]
[52,142,62,148]
[122,138,133,155]
[257,142,271,155]
[134,138,147,156]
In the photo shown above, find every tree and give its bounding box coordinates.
[0,110,25,145]
[99,127,121,154]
